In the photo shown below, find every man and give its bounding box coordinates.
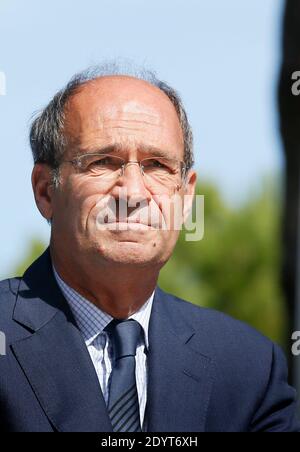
[0,63,299,432]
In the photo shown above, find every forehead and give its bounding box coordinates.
[63,76,184,154]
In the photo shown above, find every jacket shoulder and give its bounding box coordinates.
[0,277,20,290]
[162,292,299,432]
[165,291,289,395]
[0,277,21,296]
[0,277,21,322]
[164,290,276,358]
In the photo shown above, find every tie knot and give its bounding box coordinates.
[105,319,142,360]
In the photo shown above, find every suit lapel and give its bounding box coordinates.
[146,288,214,432]
[11,249,113,432]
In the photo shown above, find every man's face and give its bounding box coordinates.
[42,76,196,270]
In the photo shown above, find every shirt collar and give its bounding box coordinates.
[52,265,154,349]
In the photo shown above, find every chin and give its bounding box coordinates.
[95,241,161,266]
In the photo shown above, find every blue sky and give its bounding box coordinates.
[0,0,284,278]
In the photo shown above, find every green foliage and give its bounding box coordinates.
[15,177,287,346]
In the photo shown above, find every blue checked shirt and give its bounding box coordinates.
[52,266,154,431]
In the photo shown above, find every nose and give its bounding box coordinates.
[116,161,152,205]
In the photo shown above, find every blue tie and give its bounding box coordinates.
[105,319,142,432]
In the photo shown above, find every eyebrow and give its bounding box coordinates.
[78,144,175,159]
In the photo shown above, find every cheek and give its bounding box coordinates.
[151,229,180,256]
[154,193,185,231]
[52,185,96,235]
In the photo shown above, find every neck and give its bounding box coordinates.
[50,245,159,319]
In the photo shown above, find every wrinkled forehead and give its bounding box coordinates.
[63,76,184,152]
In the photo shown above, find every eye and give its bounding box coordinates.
[91,156,112,166]
[143,159,168,169]
[77,154,123,173]
[152,160,166,168]
[86,155,123,170]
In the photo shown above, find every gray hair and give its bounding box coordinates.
[30,61,194,187]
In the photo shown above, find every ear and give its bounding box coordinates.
[182,170,197,223]
[31,164,54,220]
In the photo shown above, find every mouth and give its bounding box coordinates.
[106,221,156,231]
[103,215,158,228]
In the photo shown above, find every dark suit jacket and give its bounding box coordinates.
[0,248,299,432]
